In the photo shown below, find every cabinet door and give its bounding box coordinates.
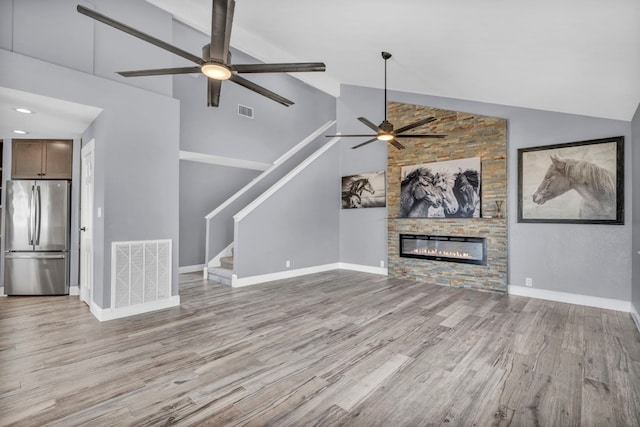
[12,140,44,179]
[43,140,73,179]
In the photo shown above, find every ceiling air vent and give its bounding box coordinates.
[238,104,254,119]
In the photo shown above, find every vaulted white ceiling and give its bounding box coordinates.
[148,0,640,121]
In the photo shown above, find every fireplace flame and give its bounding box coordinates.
[411,248,471,258]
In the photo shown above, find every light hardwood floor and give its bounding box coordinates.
[1,270,639,426]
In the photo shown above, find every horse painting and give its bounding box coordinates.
[431,171,459,217]
[400,167,459,217]
[342,178,375,208]
[400,168,439,217]
[445,169,480,218]
[400,157,481,218]
[532,155,616,219]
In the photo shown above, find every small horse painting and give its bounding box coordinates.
[519,137,622,223]
[400,157,481,218]
[532,155,616,219]
[342,178,374,208]
[341,171,386,209]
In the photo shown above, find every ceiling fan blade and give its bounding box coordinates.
[118,66,201,77]
[231,63,326,74]
[325,134,377,138]
[351,138,379,149]
[229,74,294,106]
[395,134,447,138]
[389,139,405,150]
[394,117,437,134]
[77,5,203,65]
[358,117,382,132]
[210,0,234,62]
[208,78,222,107]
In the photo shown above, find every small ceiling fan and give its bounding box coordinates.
[327,51,446,149]
[77,0,326,107]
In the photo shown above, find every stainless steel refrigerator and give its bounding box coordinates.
[4,180,71,295]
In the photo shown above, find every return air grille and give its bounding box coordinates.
[111,239,171,309]
[238,104,254,119]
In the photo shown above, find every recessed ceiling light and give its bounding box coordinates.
[14,107,33,114]
[12,130,29,135]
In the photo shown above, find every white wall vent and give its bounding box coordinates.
[111,239,171,310]
[238,104,254,119]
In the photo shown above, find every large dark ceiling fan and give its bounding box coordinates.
[327,51,446,149]
[77,0,326,107]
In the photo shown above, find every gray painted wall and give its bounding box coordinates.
[179,161,259,267]
[234,145,341,278]
[338,84,633,301]
[2,3,181,309]
[2,0,174,96]
[0,0,13,50]
[632,103,640,313]
[171,20,337,268]
[338,85,388,268]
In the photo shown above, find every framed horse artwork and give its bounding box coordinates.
[518,136,624,225]
[341,171,386,209]
[400,157,481,218]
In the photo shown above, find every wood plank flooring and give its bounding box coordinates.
[1,270,640,426]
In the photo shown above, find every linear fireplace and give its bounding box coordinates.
[399,234,487,265]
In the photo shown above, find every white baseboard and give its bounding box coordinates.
[90,296,181,322]
[631,303,640,333]
[232,263,341,287]
[508,285,631,312]
[231,262,388,287]
[179,264,205,274]
[339,262,388,276]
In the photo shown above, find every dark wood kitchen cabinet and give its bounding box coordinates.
[12,139,73,179]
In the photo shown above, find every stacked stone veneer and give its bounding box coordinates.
[387,102,508,293]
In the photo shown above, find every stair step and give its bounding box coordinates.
[208,267,232,286]
[220,256,234,270]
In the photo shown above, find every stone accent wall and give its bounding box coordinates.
[387,102,508,293]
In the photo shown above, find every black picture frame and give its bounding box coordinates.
[518,136,624,225]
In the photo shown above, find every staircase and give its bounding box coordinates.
[203,121,339,287]
[208,248,233,285]
[220,254,234,270]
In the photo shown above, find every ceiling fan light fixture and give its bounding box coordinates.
[377,133,394,141]
[325,51,446,149]
[201,62,232,80]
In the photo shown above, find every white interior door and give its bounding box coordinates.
[79,140,95,305]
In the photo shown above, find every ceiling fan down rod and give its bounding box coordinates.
[382,51,391,121]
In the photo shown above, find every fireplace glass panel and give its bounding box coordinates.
[399,234,486,265]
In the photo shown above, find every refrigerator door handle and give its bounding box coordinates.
[5,252,66,260]
[28,184,35,246]
[35,185,42,245]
